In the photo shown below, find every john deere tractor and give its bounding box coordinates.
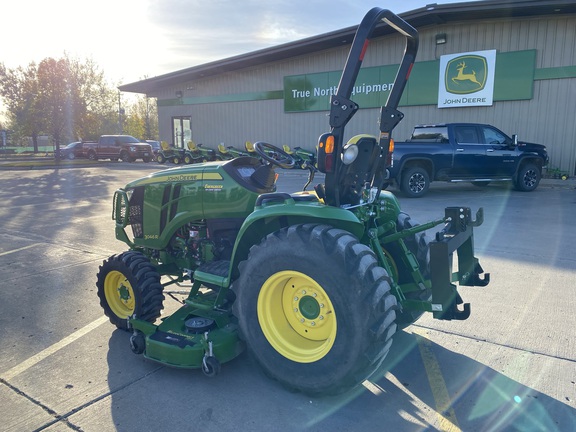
[96,8,489,396]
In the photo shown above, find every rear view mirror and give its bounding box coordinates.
[512,134,518,146]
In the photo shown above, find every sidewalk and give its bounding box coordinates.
[0,155,100,170]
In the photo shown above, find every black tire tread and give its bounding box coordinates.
[96,251,164,330]
[233,223,396,396]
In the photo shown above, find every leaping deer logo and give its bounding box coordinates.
[445,55,487,94]
[452,62,482,87]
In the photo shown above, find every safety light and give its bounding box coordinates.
[317,133,336,173]
[387,138,395,166]
[325,135,334,154]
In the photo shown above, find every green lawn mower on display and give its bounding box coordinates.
[96,8,490,396]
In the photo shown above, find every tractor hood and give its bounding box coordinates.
[125,161,222,188]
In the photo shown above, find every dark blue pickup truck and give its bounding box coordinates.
[388,123,549,197]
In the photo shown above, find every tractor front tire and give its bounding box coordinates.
[96,251,164,330]
[157,154,166,164]
[234,224,397,396]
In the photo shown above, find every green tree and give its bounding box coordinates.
[0,55,120,152]
[123,95,158,140]
[0,62,43,150]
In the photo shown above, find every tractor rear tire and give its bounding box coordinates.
[390,212,432,327]
[96,251,164,331]
[233,224,397,396]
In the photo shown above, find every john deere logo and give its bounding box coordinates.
[445,55,487,94]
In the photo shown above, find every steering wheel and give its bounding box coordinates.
[253,141,296,169]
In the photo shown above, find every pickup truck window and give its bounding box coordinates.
[454,126,479,144]
[411,127,449,142]
[481,126,508,145]
[115,136,141,145]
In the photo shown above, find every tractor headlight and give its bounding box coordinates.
[341,143,359,165]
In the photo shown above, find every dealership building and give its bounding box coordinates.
[119,0,576,176]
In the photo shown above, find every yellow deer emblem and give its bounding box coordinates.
[451,62,481,87]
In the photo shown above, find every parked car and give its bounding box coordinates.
[388,123,549,197]
[83,135,153,162]
[144,140,161,157]
[56,141,88,160]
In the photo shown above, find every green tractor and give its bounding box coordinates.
[96,8,489,396]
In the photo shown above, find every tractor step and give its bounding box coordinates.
[192,260,230,291]
[196,260,230,278]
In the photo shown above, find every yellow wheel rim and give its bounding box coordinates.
[257,271,336,363]
[104,270,136,318]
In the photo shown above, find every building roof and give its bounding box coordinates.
[119,0,576,94]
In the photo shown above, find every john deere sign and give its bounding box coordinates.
[438,50,497,108]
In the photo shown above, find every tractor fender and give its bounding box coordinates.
[228,194,365,282]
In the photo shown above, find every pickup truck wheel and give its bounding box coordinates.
[96,251,164,331]
[143,157,151,163]
[87,151,97,161]
[234,224,397,396]
[120,152,133,162]
[386,212,432,327]
[514,163,541,192]
[67,153,75,160]
[401,166,430,198]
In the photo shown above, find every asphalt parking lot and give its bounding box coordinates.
[0,161,575,431]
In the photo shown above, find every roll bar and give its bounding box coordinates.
[324,7,419,206]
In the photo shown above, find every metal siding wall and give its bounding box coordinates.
[154,14,576,174]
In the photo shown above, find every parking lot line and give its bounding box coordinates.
[413,327,461,432]
[0,316,109,381]
[0,244,42,257]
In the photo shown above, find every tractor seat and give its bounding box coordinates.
[161,141,171,151]
[290,191,319,202]
[282,145,294,154]
[245,141,257,154]
[188,141,198,151]
[218,144,229,154]
[250,164,276,189]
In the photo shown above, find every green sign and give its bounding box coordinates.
[284,50,536,112]
[284,66,401,112]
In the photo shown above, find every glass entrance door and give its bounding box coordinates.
[172,117,191,149]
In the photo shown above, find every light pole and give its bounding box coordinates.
[118,91,125,133]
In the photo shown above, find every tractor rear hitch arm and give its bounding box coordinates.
[429,207,490,320]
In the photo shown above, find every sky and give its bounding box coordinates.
[2,0,476,87]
